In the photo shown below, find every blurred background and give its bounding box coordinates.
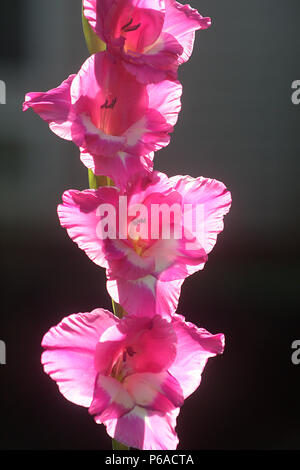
[0,0,299,450]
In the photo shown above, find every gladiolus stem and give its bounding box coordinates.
[88,170,129,452]
[83,2,129,450]
[88,169,113,189]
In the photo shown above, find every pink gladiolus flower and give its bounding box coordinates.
[57,171,231,317]
[23,52,182,185]
[83,0,211,83]
[41,308,224,449]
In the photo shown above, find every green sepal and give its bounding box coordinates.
[112,299,127,319]
[82,6,106,54]
[112,439,130,450]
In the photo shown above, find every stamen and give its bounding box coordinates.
[101,99,108,109]
[127,346,136,357]
[101,97,117,109]
[121,17,141,33]
[121,18,133,30]
[111,356,123,380]
[123,23,141,33]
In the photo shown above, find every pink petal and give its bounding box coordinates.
[58,187,158,281]
[106,239,156,281]
[155,278,184,317]
[123,61,169,84]
[84,0,211,83]
[23,75,82,142]
[169,175,232,266]
[107,275,156,317]
[24,49,181,182]
[122,32,183,83]
[145,236,207,281]
[126,170,172,206]
[124,371,183,413]
[113,0,165,53]
[104,406,179,449]
[71,53,147,157]
[89,374,135,422]
[80,149,154,190]
[72,53,148,134]
[41,309,117,407]
[84,0,165,50]
[107,276,183,318]
[146,79,182,129]
[118,315,177,373]
[164,0,211,65]
[73,53,181,158]
[57,188,124,269]
[94,322,126,376]
[168,314,225,399]
[121,76,182,155]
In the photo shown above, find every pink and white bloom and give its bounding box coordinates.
[23,52,182,186]
[57,171,231,317]
[83,0,211,83]
[41,308,224,449]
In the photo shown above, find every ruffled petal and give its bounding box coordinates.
[163,0,211,65]
[80,149,154,190]
[41,309,117,407]
[107,276,183,318]
[57,187,124,269]
[104,406,179,449]
[168,314,225,398]
[124,371,183,413]
[118,315,177,373]
[169,175,232,266]
[23,75,84,142]
[89,374,135,422]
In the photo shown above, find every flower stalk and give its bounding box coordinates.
[83,6,128,450]
[24,0,228,451]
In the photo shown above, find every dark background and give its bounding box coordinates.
[0,0,299,450]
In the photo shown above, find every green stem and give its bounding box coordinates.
[88,170,129,450]
[88,169,113,189]
[88,170,126,321]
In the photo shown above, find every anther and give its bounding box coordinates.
[121,18,133,30]
[126,346,136,357]
[121,18,141,33]
[101,97,117,109]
